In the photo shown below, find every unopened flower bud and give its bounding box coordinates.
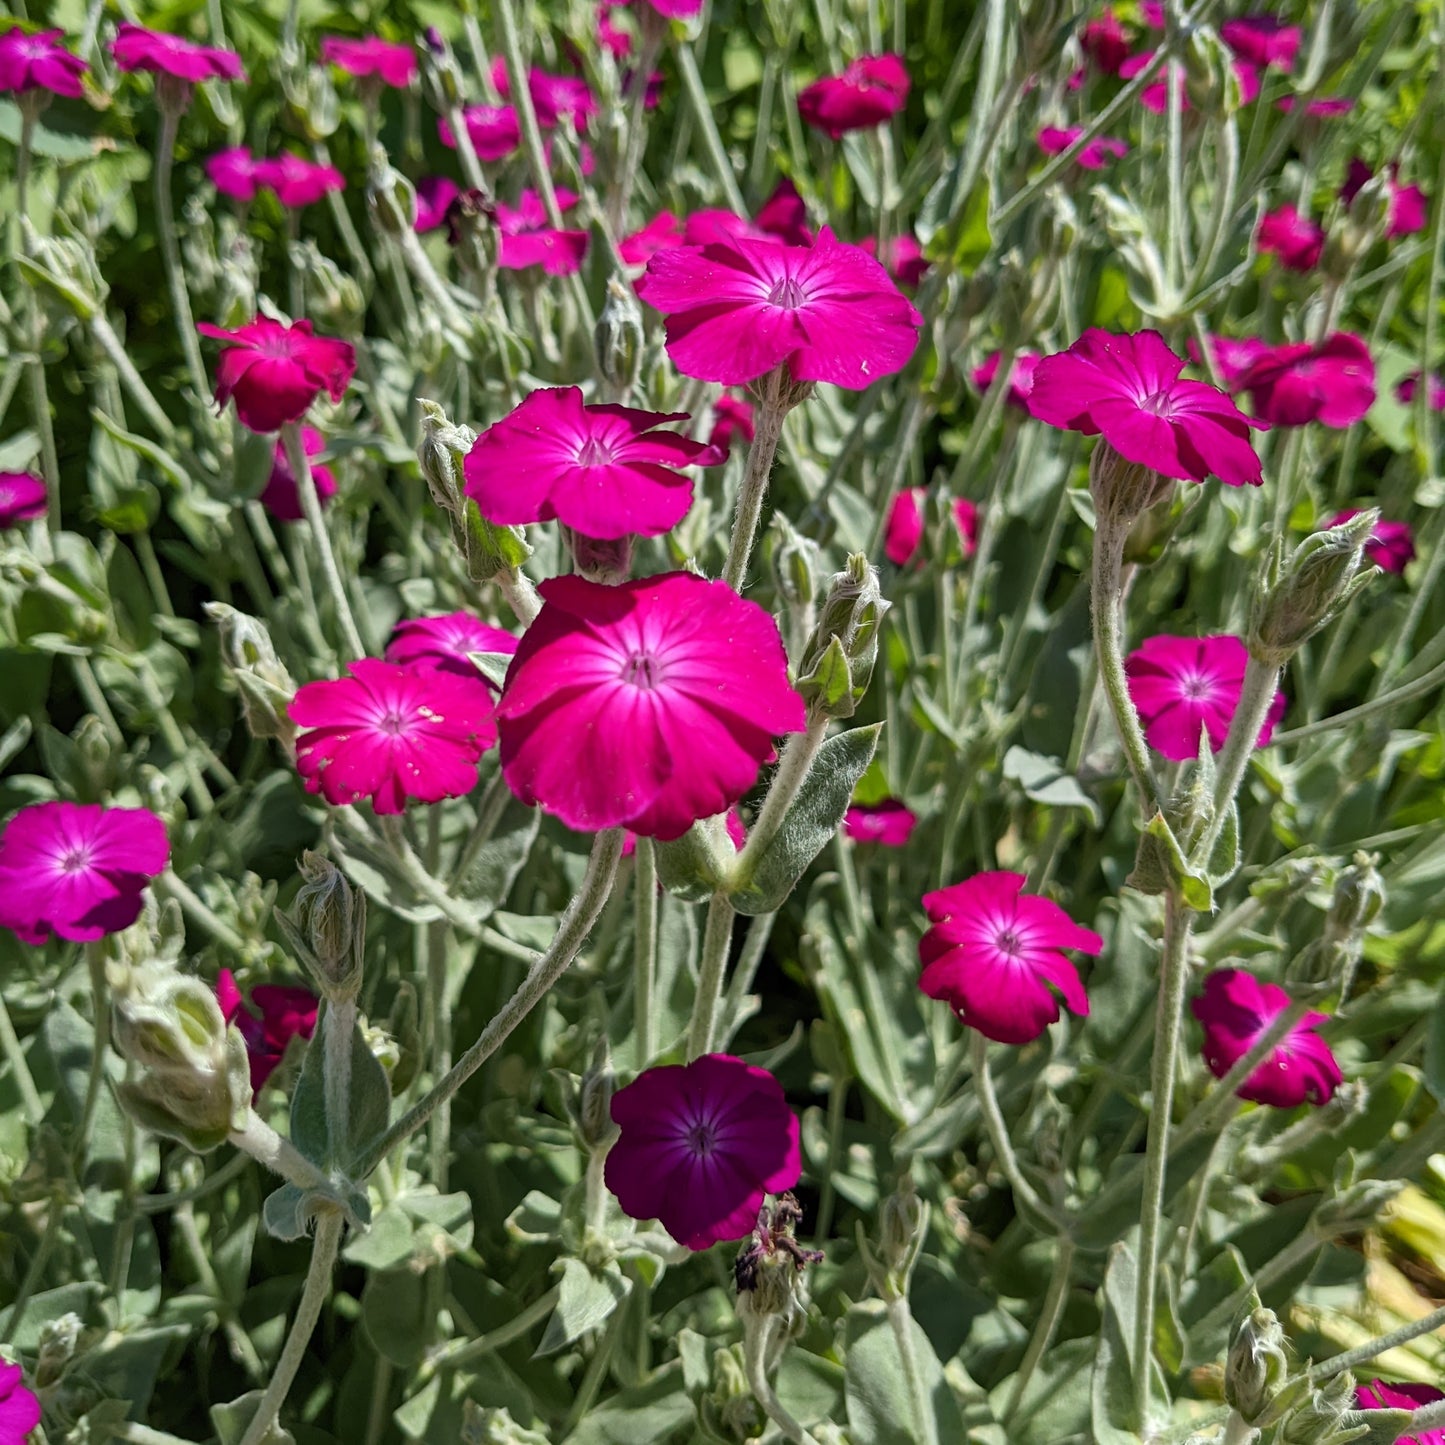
[416,398,474,518]
[1278,1370,1356,1444]
[419,27,465,111]
[878,1176,929,1278]
[1248,511,1377,666]
[204,602,297,744]
[1288,852,1384,999]
[26,231,108,318]
[362,1020,400,1082]
[289,67,339,140]
[297,240,366,330]
[1183,29,1237,117]
[110,960,253,1152]
[75,713,112,790]
[795,553,890,719]
[283,851,365,1004]
[367,154,417,237]
[387,981,421,1094]
[1224,1307,1289,1423]
[35,1311,83,1388]
[700,1347,762,1442]
[579,1039,618,1151]
[1312,1177,1402,1235]
[595,277,644,396]
[770,514,823,613]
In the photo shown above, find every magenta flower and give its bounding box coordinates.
[386,613,518,682]
[1030,329,1266,486]
[1234,333,1376,429]
[1187,334,1273,390]
[620,211,685,267]
[798,54,909,138]
[1355,1382,1445,1445]
[493,58,597,132]
[254,153,345,208]
[753,177,813,247]
[496,573,805,840]
[1126,634,1286,762]
[708,395,756,453]
[1341,159,1428,238]
[598,3,631,59]
[954,498,979,557]
[918,872,1103,1045]
[0,471,47,529]
[1037,125,1129,169]
[1276,94,1353,117]
[463,387,720,540]
[1256,204,1324,271]
[605,1054,801,1250]
[1080,11,1131,74]
[415,175,459,233]
[636,228,922,389]
[844,799,918,846]
[112,23,245,83]
[0,1364,40,1445]
[859,233,928,287]
[320,36,416,88]
[1398,371,1445,410]
[1192,970,1341,1108]
[217,968,318,1092]
[1327,508,1415,575]
[206,146,264,201]
[258,426,336,522]
[1220,14,1301,70]
[1120,51,1188,114]
[971,350,1039,411]
[0,801,169,946]
[0,26,87,97]
[438,104,521,161]
[634,0,702,15]
[494,190,589,275]
[884,487,925,566]
[198,316,356,434]
[291,659,497,815]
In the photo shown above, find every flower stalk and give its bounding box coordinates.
[153,101,211,400]
[724,368,795,592]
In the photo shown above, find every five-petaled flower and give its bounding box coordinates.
[258,425,337,522]
[1126,634,1286,762]
[1191,969,1341,1108]
[636,227,922,389]
[290,658,498,814]
[112,23,245,83]
[385,613,518,681]
[918,872,1103,1045]
[198,316,356,434]
[1256,204,1325,271]
[495,573,805,840]
[1030,329,1266,486]
[1037,126,1129,170]
[605,1054,802,1250]
[463,387,721,539]
[0,801,169,946]
[438,103,521,161]
[0,471,47,529]
[1233,332,1376,428]
[0,26,88,97]
[217,968,318,1092]
[798,54,910,138]
[493,189,590,275]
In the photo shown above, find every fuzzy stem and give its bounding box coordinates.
[972,1035,1068,1231]
[734,714,830,885]
[1195,655,1282,861]
[607,30,665,233]
[742,1314,819,1445]
[158,871,249,955]
[687,891,735,1061]
[1311,1301,1445,1382]
[0,991,44,1125]
[154,103,211,400]
[723,368,792,592]
[633,839,658,1064]
[1409,1397,1445,1436]
[1003,1238,1076,1423]
[229,1109,331,1190]
[495,568,542,626]
[323,999,357,1168]
[430,1285,559,1374]
[674,42,747,215]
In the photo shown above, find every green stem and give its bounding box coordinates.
[742,1314,819,1445]
[723,368,793,592]
[633,839,658,1065]
[0,991,44,1124]
[734,714,829,884]
[77,941,111,1162]
[0,1200,61,1346]
[158,871,249,955]
[674,42,746,214]
[1003,1238,1076,1423]
[89,310,177,442]
[154,103,210,400]
[425,921,452,1188]
[1195,655,1282,862]
[687,891,735,1060]
[173,1200,266,1383]
[323,999,357,1168]
[229,1109,331,1190]
[813,1073,849,1244]
[428,1285,558,1374]
[972,1035,1069,1232]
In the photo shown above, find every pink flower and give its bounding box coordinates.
[254,153,345,208]
[1220,14,1301,70]
[0,1363,40,1445]
[1234,333,1376,429]
[598,3,632,58]
[605,1054,801,1250]
[496,573,805,840]
[635,0,703,15]
[1341,159,1428,238]
[1139,1,1164,23]
[1327,508,1415,575]
[844,799,917,846]
[1192,969,1341,1108]
[291,659,497,815]
[1187,334,1273,389]
[206,146,264,201]
[798,53,909,138]
[971,351,1039,411]
[217,968,318,1092]
[0,801,169,946]
[438,104,521,161]
[884,487,926,565]
[953,497,979,556]
[1080,11,1131,74]
[1037,125,1128,169]
[0,471,47,529]
[1355,1382,1445,1445]
[708,395,756,452]
[258,425,336,522]
[1120,51,1187,114]
[112,23,245,83]
[0,26,88,97]
[859,233,928,287]
[1126,634,1286,761]
[1030,330,1266,486]
[620,211,685,267]
[636,227,922,389]
[414,175,459,233]
[1256,204,1324,270]
[1276,94,1353,117]
[197,316,356,434]
[320,36,416,88]
[463,387,720,540]
[492,58,597,131]
[386,613,518,681]
[495,190,589,275]
[753,177,813,246]
[918,872,1103,1045]
[1397,371,1445,410]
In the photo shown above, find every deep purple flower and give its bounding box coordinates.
[859,233,928,287]
[254,153,345,208]
[207,146,264,201]
[198,316,356,434]
[971,351,1040,411]
[1341,159,1428,238]
[1397,372,1445,411]
[217,968,318,1091]
[1080,11,1131,74]
[494,189,589,275]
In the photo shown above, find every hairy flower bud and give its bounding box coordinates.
[419,26,464,111]
[1288,852,1384,998]
[461,1404,550,1445]
[367,154,417,236]
[1278,1370,1356,1444]
[1089,439,1173,532]
[297,240,366,330]
[795,553,890,719]
[578,1038,619,1152]
[281,851,366,1004]
[878,1176,929,1281]
[35,1311,83,1388]
[1248,511,1377,666]
[595,277,644,396]
[204,602,297,744]
[287,66,340,140]
[416,398,473,517]
[1224,1307,1290,1423]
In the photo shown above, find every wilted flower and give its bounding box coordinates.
[438,103,521,161]
[216,968,318,1092]
[859,233,928,287]
[197,316,356,434]
[1354,1381,1445,1445]
[1126,634,1286,761]
[605,1054,802,1250]
[1192,969,1342,1107]
[414,175,459,233]
[385,613,518,680]
[258,425,337,522]
[797,54,910,138]
[0,802,169,946]
[0,26,88,97]
[1031,330,1266,486]
[112,23,245,83]
[844,800,918,846]
[496,573,805,840]
[1036,125,1129,169]
[0,1363,40,1444]
[1340,159,1428,238]
[320,35,416,87]
[463,387,721,539]
[290,659,497,814]
[918,872,1103,1045]
[636,228,922,388]
[0,471,47,529]
[1234,333,1376,428]
[1257,204,1325,270]
[493,189,589,274]
[1326,508,1414,574]
[1220,14,1301,70]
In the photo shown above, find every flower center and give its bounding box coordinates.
[1181,673,1215,702]
[59,846,92,875]
[766,275,808,310]
[995,927,1023,957]
[686,1120,718,1156]
[378,709,410,736]
[1139,388,1177,417]
[620,652,662,689]
[575,435,613,467]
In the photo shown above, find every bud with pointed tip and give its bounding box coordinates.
[204,602,297,744]
[367,153,417,236]
[282,851,365,1005]
[795,553,889,719]
[1224,1307,1289,1423]
[578,1038,619,1151]
[595,276,644,396]
[878,1175,929,1280]
[418,26,464,111]
[1278,1370,1356,1444]
[35,1312,82,1388]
